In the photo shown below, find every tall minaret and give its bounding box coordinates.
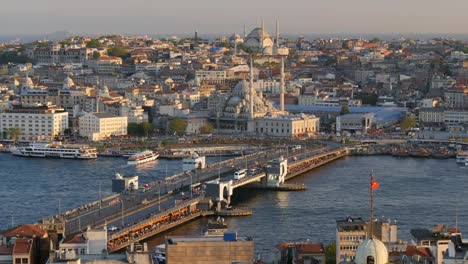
[243,24,246,39]
[280,56,285,112]
[260,19,265,49]
[249,56,254,120]
[276,18,280,48]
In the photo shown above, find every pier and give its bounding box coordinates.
[37,145,350,252]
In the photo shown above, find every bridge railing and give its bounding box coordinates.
[109,196,203,240]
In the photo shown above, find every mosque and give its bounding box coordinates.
[213,59,320,137]
[244,20,289,56]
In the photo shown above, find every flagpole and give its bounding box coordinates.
[370,170,374,239]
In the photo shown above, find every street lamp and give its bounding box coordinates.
[158,180,161,211]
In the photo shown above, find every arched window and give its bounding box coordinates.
[367,256,375,264]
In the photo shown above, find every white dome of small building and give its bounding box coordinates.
[63,76,75,89]
[355,239,388,264]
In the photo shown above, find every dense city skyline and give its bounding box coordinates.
[1,0,467,36]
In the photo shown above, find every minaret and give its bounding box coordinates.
[276,18,280,48]
[243,24,246,39]
[249,56,254,120]
[280,56,285,112]
[260,19,265,49]
[194,30,198,47]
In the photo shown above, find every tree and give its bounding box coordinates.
[127,123,140,136]
[340,105,350,115]
[107,46,128,58]
[141,122,153,138]
[200,123,214,134]
[169,118,187,136]
[370,37,381,43]
[92,51,101,59]
[7,128,21,144]
[400,116,416,130]
[86,39,102,48]
[325,241,336,264]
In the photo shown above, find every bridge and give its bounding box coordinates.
[37,145,349,253]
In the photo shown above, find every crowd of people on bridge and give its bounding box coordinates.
[288,151,342,176]
[107,208,201,250]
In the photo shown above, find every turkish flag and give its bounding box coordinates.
[371,179,379,190]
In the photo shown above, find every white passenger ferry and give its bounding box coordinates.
[10,142,97,159]
[127,150,159,165]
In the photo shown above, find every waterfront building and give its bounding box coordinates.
[165,234,254,264]
[0,106,68,141]
[336,113,373,136]
[255,114,319,137]
[57,227,107,259]
[78,112,127,141]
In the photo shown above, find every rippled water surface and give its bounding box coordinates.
[1,154,467,253]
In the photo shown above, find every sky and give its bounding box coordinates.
[0,0,467,37]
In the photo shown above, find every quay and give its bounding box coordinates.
[37,145,350,253]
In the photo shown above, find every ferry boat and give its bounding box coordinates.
[127,150,159,165]
[9,142,97,159]
[456,150,468,164]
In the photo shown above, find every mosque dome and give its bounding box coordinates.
[247,28,272,40]
[227,96,242,106]
[63,76,75,89]
[232,79,251,97]
[245,27,274,49]
[230,33,241,42]
[355,239,388,264]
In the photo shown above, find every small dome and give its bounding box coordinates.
[227,96,242,106]
[101,85,109,94]
[355,239,388,264]
[63,76,75,89]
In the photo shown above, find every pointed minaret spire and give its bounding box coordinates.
[243,24,246,39]
[261,19,265,49]
[276,18,280,48]
[249,56,254,120]
[280,56,285,112]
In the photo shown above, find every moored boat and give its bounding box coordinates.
[456,150,468,164]
[9,142,97,159]
[127,150,159,165]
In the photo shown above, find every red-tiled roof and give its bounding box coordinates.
[1,224,47,238]
[0,245,13,255]
[62,234,87,244]
[13,238,32,255]
[389,245,432,258]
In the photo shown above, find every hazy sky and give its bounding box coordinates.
[1,0,467,36]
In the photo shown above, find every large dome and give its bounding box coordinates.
[245,27,274,49]
[355,239,388,264]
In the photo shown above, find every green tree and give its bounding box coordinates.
[200,123,214,134]
[107,46,128,58]
[169,118,187,136]
[400,116,416,130]
[127,123,140,136]
[141,122,153,137]
[92,51,101,59]
[7,128,22,144]
[340,105,350,115]
[86,39,102,48]
[370,37,381,43]
[325,241,336,264]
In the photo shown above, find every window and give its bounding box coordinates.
[22,258,28,264]
[15,258,21,264]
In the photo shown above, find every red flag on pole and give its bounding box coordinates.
[371,179,379,190]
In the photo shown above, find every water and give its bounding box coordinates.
[0,154,467,254]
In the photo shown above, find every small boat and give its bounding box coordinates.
[204,217,228,237]
[456,151,468,164]
[122,152,137,158]
[127,150,159,165]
